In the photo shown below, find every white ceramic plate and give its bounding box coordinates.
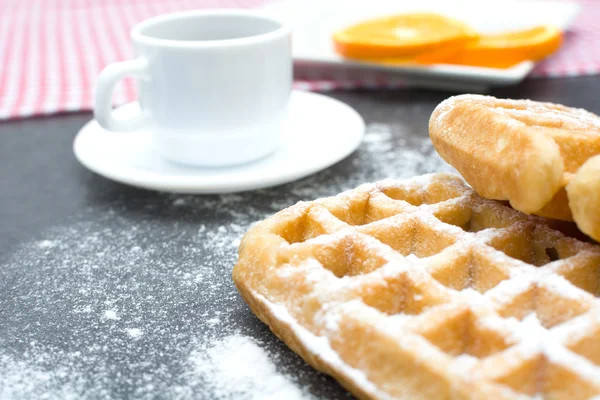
[262,0,580,92]
[73,90,365,194]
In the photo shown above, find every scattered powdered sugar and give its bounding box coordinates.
[190,334,312,400]
[260,294,389,400]
[512,313,548,345]
[451,353,479,375]
[126,328,144,340]
[287,123,455,200]
[0,194,345,399]
[9,118,600,398]
[0,209,266,399]
[36,239,57,249]
[0,122,457,399]
[103,309,120,321]
[0,352,85,400]
[486,275,535,306]
[538,273,594,302]
[505,313,600,385]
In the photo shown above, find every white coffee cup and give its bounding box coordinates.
[94,10,292,167]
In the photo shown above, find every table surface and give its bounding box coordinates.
[1,76,599,399]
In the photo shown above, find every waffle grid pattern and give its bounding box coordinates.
[234,173,600,400]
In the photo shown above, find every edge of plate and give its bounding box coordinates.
[73,91,365,194]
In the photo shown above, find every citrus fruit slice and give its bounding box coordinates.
[332,13,479,60]
[416,25,563,68]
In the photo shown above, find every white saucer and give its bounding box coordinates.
[73,90,365,194]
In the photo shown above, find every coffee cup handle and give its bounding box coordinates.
[94,59,149,132]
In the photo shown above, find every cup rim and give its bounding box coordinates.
[131,9,290,48]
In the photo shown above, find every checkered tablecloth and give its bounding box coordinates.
[0,0,598,120]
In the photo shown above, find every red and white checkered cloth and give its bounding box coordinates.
[0,0,599,120]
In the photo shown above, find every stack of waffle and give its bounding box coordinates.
[233,95,600,400]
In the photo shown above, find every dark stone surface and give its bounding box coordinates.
[1,76,599,399]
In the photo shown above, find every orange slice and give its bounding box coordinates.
[332,13,479,60]
[416,25,563,68]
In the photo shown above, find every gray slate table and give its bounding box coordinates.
[1,76,598,399]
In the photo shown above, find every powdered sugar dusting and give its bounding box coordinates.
[0,177,352,398]
[451,353,479,375]
[0,352,85,400]
[103,309,119,321]
[0,122,460,399]
[36,239,57,249]
[190,334,313,400]
[260,294,393,400]
[4,109,600,399]
[126,328,144,340]
[288,123,455,199]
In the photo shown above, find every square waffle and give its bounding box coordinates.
[233,173,600,400]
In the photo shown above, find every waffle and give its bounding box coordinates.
[567,155,600,242]
[233,173,600,400]
[428,94,600,222]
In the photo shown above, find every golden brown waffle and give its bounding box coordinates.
[233,173,600,400]
[567,155,600,242]
[429,94,600,222]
